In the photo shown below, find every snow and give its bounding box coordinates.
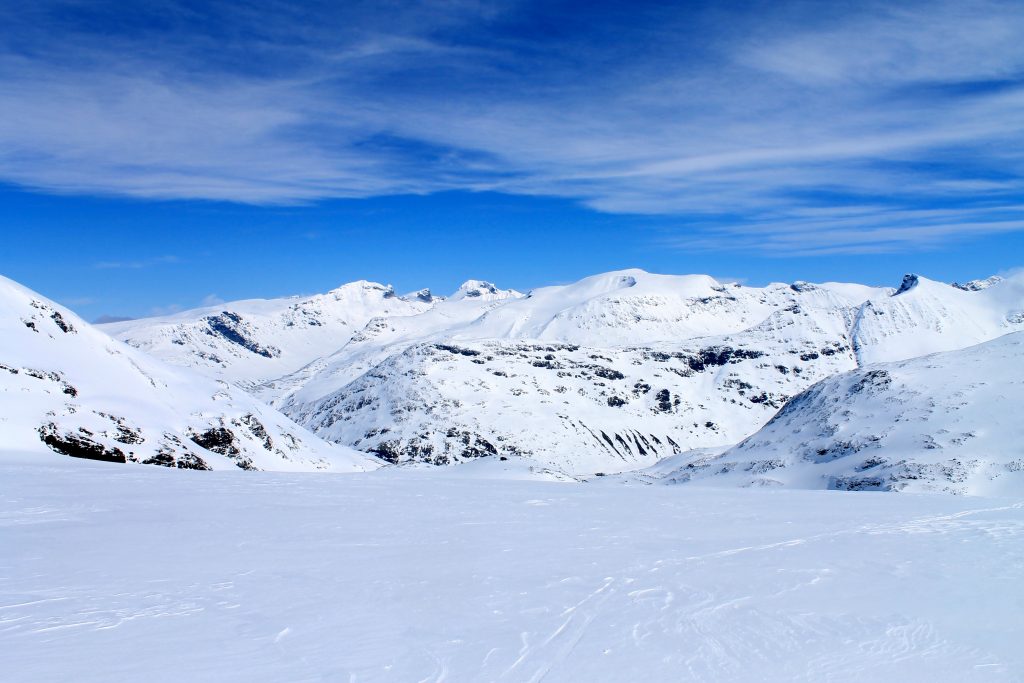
[5,266,1023,679]
[100,280,434,388]
[0,275,377,472]
[262,272,885,472]
[663,331,1024,494]
[278,338,851,475]
[96,268,1024,477]
[850,273,1024,364]
[449,279,524,302]
[3,457,1022,682]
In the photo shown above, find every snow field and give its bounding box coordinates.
[3,458,1022,682]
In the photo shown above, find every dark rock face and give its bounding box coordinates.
[91,412,145,445]
[141,452,176,467]
[460,282,498,298]
[141,448,212,471]
[38,424,126,463]
[643,346,764,374]
[580,426,674,461]
[175,454,212,470]
[655,389,673,413]
[894,274,919,296]
[238,413,273,451]
[407,288,437,303]
[434,344,482,357]
[25,300,77,334]
[367,441,402,464]
[632,382,651,396]
[831,476,887,491]
[142,451,212,470]
[37,421,221,470]
[188,426,256,470]
[369,439,437,464]
[691,346,765,370]
[449,429,499,459]
[145,434,213,470]
[849,370,891,395]
[591,366,625,381]
[365,429,503,466]
[49,311,75,334]
[190,427,239,456]
[204,311,280,358]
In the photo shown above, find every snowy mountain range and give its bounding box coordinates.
[105,268,1024,484]
[100,280,439,389]
[3,268,1022,490]
[0,275,378,472]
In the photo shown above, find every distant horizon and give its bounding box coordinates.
[5,249,1020,325]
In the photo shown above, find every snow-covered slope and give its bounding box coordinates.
[849,273,1024,364]
[269,272,884,473]
[254,280,525,403]
[0,275,379,472]
[100,268,1024,476]
[281,334,853,475]
[100,281,438,388]
[664,332,1024,494]
[447,270,880,346]
[261,270,1021,475]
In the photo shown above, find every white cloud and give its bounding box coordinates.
[93,255,180,270]
[147,303,183,316]
[0,0,1022,253]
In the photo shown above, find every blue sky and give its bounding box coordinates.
[1,0,1023,320]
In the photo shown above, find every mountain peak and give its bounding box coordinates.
[328,280,396,299]
[893,273,920,295]
[450,280,522,301]
[402,288,443,303]
[952,275,1003,292]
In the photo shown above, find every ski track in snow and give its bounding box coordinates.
[3,460,1023,682]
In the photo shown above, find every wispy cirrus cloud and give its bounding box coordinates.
[0,0,1022,254]
[94,255,180,270]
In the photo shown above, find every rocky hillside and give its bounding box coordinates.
[0,276,380,472]
[658,331,1024,494]
[101,268,1024,476]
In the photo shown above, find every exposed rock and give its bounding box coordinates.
[38,423,127,464]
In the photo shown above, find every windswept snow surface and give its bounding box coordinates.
[3,458,1023,682]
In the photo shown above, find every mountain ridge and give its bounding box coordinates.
[70,268,1024,481]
